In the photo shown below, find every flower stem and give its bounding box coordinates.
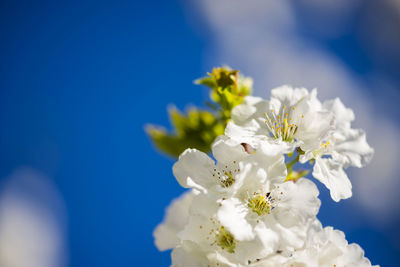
[285,169,310,182]
[286,153,300,171]
[285,148,309,182]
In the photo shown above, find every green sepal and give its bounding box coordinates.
[196,67,252,119]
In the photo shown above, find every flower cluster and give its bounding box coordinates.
[154,86,377,266]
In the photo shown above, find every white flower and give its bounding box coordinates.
[215,142,321,256]
[286,226,379,267]
[220,177,320,254]
[172,135,286,198]
[153,191,195,251]
[154,76,377,266]
[312,157,352,202]
[322,98,374,168]
[171,240,237,267]
[177,193,278,265]
[226,84,373,202]
[172,136,251,195]
[171,137,294,264]
[301,98,374,201]
[248,221,377,267]
[170,136,323,263]
[226,85,334,155]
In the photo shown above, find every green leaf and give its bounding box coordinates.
[146,66,253,158]
[146,107,225,158]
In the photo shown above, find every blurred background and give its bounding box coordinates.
[0,0,399,266]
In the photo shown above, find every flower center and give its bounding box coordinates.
[215,226,236,253]
[207,218,237,254]
[312,141,332,157]
[213,161,239,188]
[264,106,302,142]
[247,192,274,216]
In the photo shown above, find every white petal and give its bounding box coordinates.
[225,122,268,149]
[323,98,355,128]
[206,252,238,267]
[238,150,286,193]
[153,191,194,251]
[211,136,246,164]
[230,162,252,194]
[257,138,296,156]
[338,243,374,267]
[254,146,288,183]
[297,110,335,152]
[253,223,279,256]
[234,223,279,262]
[217,198,254,241]
[313,157,352,202]
[271,85,309,107]
[273,179,320,227]
[178,213,213,246]
[307,88,323,111]
[173,149,215,192]
[231,96,263,124]
[236,161,268,193]
[312,226,347,248]
[270,220,308,250]
[293,226,377,267]
[171,241,209,267]
[189,192,219,217]
[332,128,374,168]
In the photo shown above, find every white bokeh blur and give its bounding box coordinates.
[0,167,67,267]
[183,0,400,226]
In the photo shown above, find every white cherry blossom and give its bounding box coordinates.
[177,193,278,265]
[153,191,195,251]
[226,84,373,202]
[322,98,374,168]
[226,85,334,155]
[285,226,378,267]
[220,177,320,255]
[172,137,250,196]
[301,98,374,201]
[154,83,376,266]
